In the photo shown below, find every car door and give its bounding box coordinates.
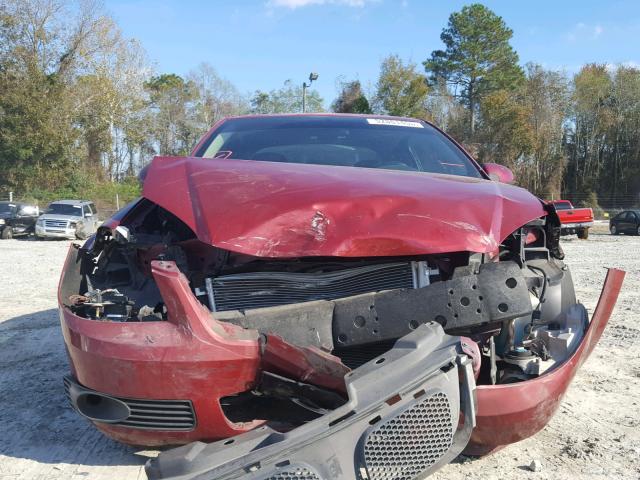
[9,203,24,233]
[613,212,624,232]
[621,212,634,233]
[629,211,640,234]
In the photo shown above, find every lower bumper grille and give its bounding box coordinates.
[118,399,195,430]
[267,467,320,480]
[363,392,454,480]
[64,376,196,431]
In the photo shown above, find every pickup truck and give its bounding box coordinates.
[549,200,594,239]
[0,201,40,239]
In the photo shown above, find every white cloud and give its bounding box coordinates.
[594,24,604,38]
[605,61,640,72]
[268,0,377,9]
[566,22,605,42]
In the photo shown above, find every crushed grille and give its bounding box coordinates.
[363,392,453,480]
[266,466,320,480]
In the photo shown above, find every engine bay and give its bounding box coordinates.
[62,198,587,428]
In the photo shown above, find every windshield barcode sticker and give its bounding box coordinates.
[366,118,424,128]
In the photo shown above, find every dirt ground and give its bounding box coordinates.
[0,230,638,480]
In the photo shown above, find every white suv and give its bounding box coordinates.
[35,200,99,240]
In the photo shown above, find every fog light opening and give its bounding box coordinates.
[75,392,130,423]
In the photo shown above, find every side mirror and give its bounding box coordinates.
[482,163,515,184]
[84,212,93,218]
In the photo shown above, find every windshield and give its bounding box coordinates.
[553,202,572,210]
[46,203,82,216]
[0,203,16,214]
[196,116,483,178]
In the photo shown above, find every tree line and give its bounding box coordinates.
[1,1,638,210]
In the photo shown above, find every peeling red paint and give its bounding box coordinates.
[261,335,349,393]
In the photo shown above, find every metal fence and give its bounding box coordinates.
[0,191,17,202]
[537,192,639,219]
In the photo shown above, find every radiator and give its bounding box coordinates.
[206,261,434,312]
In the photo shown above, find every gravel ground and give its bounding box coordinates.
[0,232,638,480]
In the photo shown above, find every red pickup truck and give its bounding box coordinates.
[549,200,594,239]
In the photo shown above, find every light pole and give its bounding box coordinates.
[302,72,319,113]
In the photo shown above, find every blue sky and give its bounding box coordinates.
[105,0,640,106]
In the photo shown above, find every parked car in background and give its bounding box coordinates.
[0,201,40,239]
[36,200,98,240]
[548,199,594,239]
[609,210,640,235]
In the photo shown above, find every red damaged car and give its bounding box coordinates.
[58,114,624,480]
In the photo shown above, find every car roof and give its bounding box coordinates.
[223,112,428,123]
[49,199,91,205]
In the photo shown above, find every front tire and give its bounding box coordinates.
[636,225,640,236]
[610,224,618,235]
[1,228,12,239]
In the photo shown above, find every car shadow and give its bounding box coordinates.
[0,308,153,468]
[12,235,72,242]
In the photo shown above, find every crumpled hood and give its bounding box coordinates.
[142,156,546,258]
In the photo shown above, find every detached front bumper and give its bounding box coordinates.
[142,269,624,479]
[145,323,477,480]
[58,247,263,446]
[58,239,625,471]
[465,268,625,455]
[59,245,348,446]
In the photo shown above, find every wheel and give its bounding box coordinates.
[577,228,589,240]
[610,224,618,235]
[637,225,640,236]
[1,228,12,239]
[75,230,87,240]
